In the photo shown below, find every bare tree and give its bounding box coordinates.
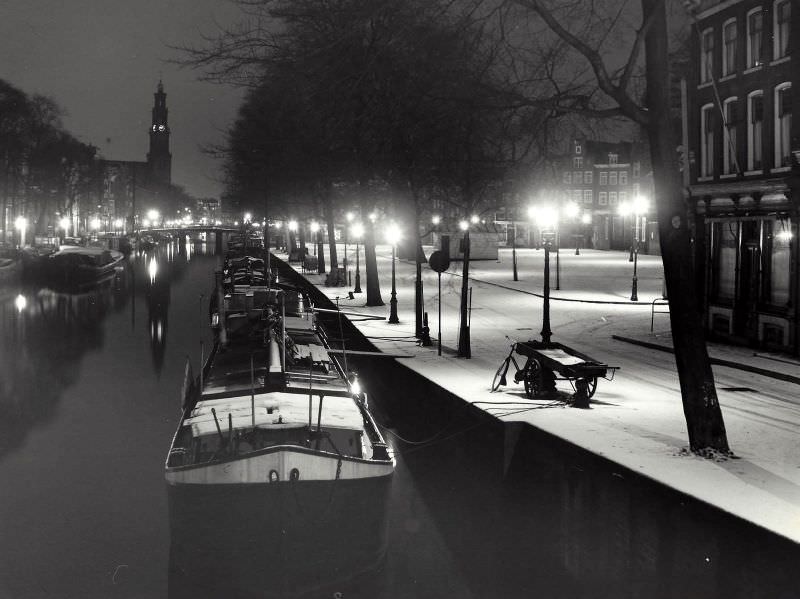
[511,0,729,454]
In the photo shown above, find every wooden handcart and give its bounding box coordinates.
[515,340,619,408]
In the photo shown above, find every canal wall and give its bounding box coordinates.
[273,254,800,598]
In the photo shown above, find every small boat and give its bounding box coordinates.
[46,246,126,284]
[165,276,394,486]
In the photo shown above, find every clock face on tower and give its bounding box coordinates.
[152,124,167,132]
[158,125,166,132]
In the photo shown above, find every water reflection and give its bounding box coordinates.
[0,270,129,461]
[167,479,391,598]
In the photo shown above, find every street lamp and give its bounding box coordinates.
[90,217,102,232]
[529,205,559,344]
[147,209,160,228]
[59,216,71,241]
[351,221,364,293]
[309,221,320,256]
[385,223,402,324]
[619,196,648,301]
[14,216,28,248]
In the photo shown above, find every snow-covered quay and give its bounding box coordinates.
[283,244,800,545]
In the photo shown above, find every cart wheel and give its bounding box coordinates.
[492,358,510,392]
[587,377,598,398]
[523,360,541,399]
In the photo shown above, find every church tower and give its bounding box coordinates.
[146,80,172,186]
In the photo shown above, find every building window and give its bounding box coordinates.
[747,91,764,170]
[574,171,583,184]
[747,8,763,68]
[711,222,737,301]
[609,191,618,205]
[764,219,791,306]
[599,171,608,185]
[608,153,618,165]
[773,0,790,60]
[633,161,641,177]
[583,190,592,204]
[722,19,737,76]
[609,171,618,185]
[701,103,715,177]
[701,28,714,82]
[619,171,628,185]
[573,157,584,168]
[599,192,608,205]
[575,142,582,154]
[563,171,572,184]
[775,83,792,167]
[584,171,593,184]
[619,191,627,205]
[723,97,738,175]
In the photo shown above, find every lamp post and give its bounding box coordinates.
[385,223,401,323]
[564,201,580,255]
[59,216,70,243]
[620,196,648,301]
[511,213,518,281]
[310,221,320,256]
[14,216,28,248]
[352,222,364,293]
[529,205,558,344]
[344,211,354,282]
[287,219,298,259]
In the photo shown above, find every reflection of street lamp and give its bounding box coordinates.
[619,196,648,301]
[385,223,402,324]
[14,216,28,247]
[352,222,364,293]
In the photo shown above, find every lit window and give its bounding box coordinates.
[748,91,764,170]
[574,171,583,184]
[747,8,763,68]
[564,171,572,184]
[584,171,593,184]
[723,19,737,76]
[609,171,618,185]
[599,172,608,185]
[573,157,584,168]
[701,28,714,82]
[575,142,582,154]
[722,97,739,175]
[775,83,792,168]
[701,103,716,177]
[608,153,618,165]
[598,192,608,205]
[583,190,592,204]
[619,171,628,185]
[773,0,790,60]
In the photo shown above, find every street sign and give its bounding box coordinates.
[428,250,450,273]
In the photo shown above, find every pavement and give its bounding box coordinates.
[277,243,800,545]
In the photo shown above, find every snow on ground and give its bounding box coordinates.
[281,243,800,544]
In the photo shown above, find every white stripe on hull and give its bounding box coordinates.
[165,447,394,485]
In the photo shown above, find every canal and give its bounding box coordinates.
[1,241,798,599]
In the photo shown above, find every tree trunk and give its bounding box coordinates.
[457,230,471,358]
[322,184,338,271]
[643,0,729,453]
[364,216,384,306]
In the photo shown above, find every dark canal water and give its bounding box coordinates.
[1,241,798,599]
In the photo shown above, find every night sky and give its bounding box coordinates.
[0,0,246,198]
